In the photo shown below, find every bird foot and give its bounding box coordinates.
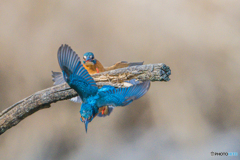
[101,107,106,115]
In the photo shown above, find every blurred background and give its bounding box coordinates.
[0,0,240,159]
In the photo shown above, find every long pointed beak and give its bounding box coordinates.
[86,57,92,62]
[84,120,89,133]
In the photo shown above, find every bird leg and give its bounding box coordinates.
[96,68,99,73]
[101,107,106,115]
[98,106,107,115]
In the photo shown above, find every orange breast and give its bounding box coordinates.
[83,64,97,74]
[83,60,105,74]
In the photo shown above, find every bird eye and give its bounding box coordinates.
[89,55,92,59]
[83,56,86,60]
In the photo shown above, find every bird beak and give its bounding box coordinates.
[86,57,92,62]
[84,120,89,133]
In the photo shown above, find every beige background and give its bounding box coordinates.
[0,1,240,160]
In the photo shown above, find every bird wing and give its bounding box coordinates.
[97,80,150,107]
[96,79,142,117]
[95,60,105,72]
[57,44,98,101]
[104,61,144,71]
[51,71,82,103]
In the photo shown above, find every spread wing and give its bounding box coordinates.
[97,80,150,107]
[57,44,98,101]
[51,71,82,103]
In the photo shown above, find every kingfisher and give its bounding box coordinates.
[82,52,143,74]
[82,52,104,74]
[57,44,150,132]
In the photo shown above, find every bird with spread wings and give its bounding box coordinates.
[57,44,150,132]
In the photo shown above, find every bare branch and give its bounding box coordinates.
[0,63,171,135]
[92,63,171,82]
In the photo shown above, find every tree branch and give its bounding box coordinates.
[0,63,171,135]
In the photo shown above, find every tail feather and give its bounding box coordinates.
[123,61,144,66]
[105,61,144,71]
[52,71,65,86]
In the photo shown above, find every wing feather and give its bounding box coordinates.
[97,80,150,107]
[57,44,98,101]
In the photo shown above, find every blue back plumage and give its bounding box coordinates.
[98,85,115,92]
[57,44,98,101]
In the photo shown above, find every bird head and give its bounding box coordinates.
[83,52,96,66]
[80,103,98,133]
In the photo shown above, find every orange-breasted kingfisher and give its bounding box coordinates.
[82,52,143,74]
[82,52,104,74]
[57,44,150,132]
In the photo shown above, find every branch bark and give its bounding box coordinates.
[0,63,171,135]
